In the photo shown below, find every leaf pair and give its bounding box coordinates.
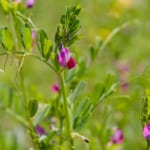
[37,29,53,61]
[0,24,33,52]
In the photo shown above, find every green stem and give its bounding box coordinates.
[20,69,39,150]
[9,10,39,148]
[59,118,63,150]
[56,94,63,149]
[59,72,74,149]
[6,108,29,128]
[16,11,38,29]
[147,140,150,150]
[99,20,138,56]
[26,53,57,73]
[0,51,57,74]
[0,52,7,56]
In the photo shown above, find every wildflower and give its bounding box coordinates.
[110,128,124,144]
[26,0,35,8]
[116,60,129,74]
[116,60,130,91]
[67,57,76,69]
[50,84,60,93]
[35,125,45,136]
[32,30,36,46]
[58,47,76,70]
[120,80,129,91]
[143,123,150,140]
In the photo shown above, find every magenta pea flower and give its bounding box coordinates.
[143,123,150,140]
[110,128,124,144]
[67,56,76,69]
[26,0,35,8]
[35,125,45,136]
[50,84,60,93]
[58,47,76,70]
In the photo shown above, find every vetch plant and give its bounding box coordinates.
[141,89,150,150]
[0,1,119,150]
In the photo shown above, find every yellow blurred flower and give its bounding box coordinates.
[98,28,111,40]
[117,0,134,8]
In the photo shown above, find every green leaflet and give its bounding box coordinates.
[70,81,86,103]
[0,27,14,51]
[21,23,33,52]
[33,105,50,125]
[28,99,38,117]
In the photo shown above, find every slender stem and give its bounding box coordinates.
[20,69,40,150]
[56,94,63,149]
[0,52,7,56]
[0,51,57,75]
[26,53,57,73]
[16,11,38,29]
[6,108,29,128]
[59,118,63,150]
[59,72,74,149]
[147,140,150,150]
[3,54,8,71]
[99,20,138,56]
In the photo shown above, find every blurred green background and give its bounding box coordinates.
[0,0,150,149]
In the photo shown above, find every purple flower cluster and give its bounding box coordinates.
[58,47,76,70]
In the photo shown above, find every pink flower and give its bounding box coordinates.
[143,124,150,140]
[58,47,76,70]
[110,128,124,144]
[58,47,70,67]
[51,84,60,93]
[67,56,76,69]
[32,30,36,46]
[26,0,35,8]
[120,80,129,91]
[116,60,129,73]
